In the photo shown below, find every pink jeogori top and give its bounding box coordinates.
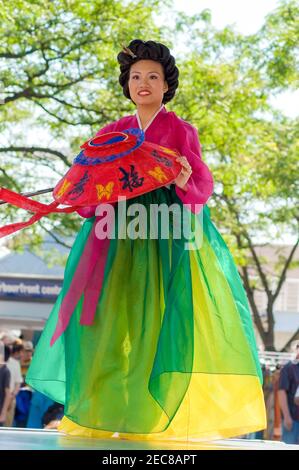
[77,105,214,217]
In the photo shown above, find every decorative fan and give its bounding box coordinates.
[53,128,181,205]
[0,128,182,238]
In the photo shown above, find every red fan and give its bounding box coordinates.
[53,128,181,205]
[0,128,182,238]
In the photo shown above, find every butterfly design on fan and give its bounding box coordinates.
[148,166,168,183]
[56,180,71,198]
[96,181,115,201]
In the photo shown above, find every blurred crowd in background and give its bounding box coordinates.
[0,332,64,430]
[0,331,298,444]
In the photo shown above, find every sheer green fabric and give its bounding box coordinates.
[26,187,262,433]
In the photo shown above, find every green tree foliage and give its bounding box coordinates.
[171,0,298,350]
[0,0,163,249]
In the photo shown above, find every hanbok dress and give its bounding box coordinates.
[26,105,266,441]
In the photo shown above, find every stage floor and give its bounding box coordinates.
[0,427,298,450]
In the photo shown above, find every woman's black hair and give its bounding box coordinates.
[117,40,179,104]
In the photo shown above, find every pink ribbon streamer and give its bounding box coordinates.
[50,212,114,346]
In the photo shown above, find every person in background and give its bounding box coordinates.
[20,341,34,380]
[5,343,23,426]
[273,364,282,441]
[14,382,32,428]
[1,334,19,347]
[12,340,34,428]
[278,341,299,444]
[0,344,11,426]
[42,402,64,429]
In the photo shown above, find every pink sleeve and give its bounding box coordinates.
[77,122,116,218]
[175,123,214,214]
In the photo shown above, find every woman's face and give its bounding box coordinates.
[128,60,168,107]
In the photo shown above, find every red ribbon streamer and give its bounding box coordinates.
[0,187,79,238]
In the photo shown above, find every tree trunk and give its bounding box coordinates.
[263,331,276,351]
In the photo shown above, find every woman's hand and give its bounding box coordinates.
[174,156,192,191]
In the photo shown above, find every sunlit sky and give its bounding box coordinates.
[173,0,279,35]
[171,0,298,118]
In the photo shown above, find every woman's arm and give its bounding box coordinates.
[278,389,293,430]
[175,123,214,213]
